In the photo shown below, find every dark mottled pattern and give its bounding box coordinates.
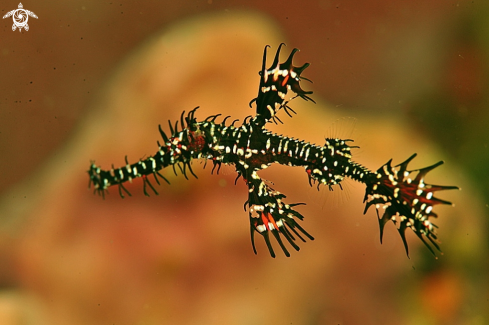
[88,45,457,257]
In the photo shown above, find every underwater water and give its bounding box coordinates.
[1,1,487,324]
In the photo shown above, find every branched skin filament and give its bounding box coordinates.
[88,44,458,258]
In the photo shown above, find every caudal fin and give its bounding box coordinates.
[363,154,459,256]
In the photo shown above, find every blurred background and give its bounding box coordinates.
[0,0,488,324]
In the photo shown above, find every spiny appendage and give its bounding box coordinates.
[249,43,315,126]
[88,108,203,199]
[245,171,314,257]
[363,153,459,256]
